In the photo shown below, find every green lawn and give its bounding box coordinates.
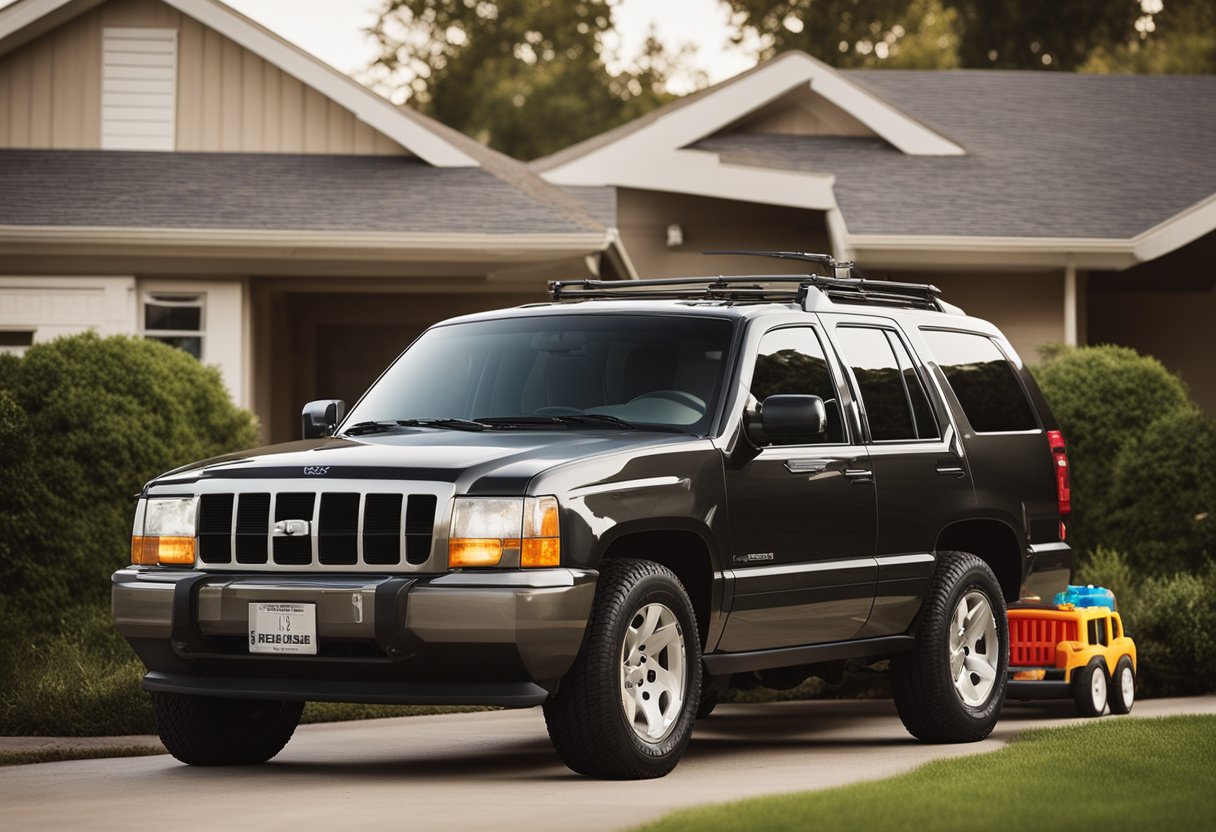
[637,716,1216,832]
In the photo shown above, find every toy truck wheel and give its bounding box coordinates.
[1072,658,1108,717]
[1108,656,1135,715]
[890,551,1008,743]
[542,558,701,779]
[153,692,303,765]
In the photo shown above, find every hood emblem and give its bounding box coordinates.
[303,466,329,476]
[273,519,311,537]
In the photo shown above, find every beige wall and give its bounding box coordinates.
[617,188,832,279]
[0,0,407,154]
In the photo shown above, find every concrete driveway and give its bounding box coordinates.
[2,696,1213,831]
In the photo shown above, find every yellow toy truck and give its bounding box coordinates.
[1006,586,1137,717]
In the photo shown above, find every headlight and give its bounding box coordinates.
[448,496,560,569]
[131,497,196,566]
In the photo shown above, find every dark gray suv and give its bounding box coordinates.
[113,258,1071,779]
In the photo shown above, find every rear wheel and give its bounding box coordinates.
[1072,658,1109,718]
[891,551,1008,743]
[1108,656,1135,715]
[543,558,701,779]
[153,692,303,765]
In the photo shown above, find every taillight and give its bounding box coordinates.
[1047,430,1070,538]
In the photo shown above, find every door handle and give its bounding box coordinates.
[843,467,873,484]
[935,463,966,477]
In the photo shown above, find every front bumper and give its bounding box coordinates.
[112,567,596,706]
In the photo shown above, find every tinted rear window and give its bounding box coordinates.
[921,330,1037,433]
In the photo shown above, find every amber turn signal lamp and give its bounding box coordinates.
[448,538,506,568]
[131,535,195,566]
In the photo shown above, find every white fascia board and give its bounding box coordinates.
[848,234,1140,270]
[1132,193,1216,262]
[164,0,476,167]
[0,226,612,259]
[552,147,836,212]
[0,0,95,53]
[806,65,964,156]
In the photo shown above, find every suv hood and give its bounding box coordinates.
[148,429,704,495]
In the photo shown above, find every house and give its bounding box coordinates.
[4,7,1213,435]
[535,52,1216,414]
[0,0,628,442]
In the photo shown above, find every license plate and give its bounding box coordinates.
[249,602,317,655]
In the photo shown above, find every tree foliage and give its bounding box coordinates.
[723,0,1215,73]
[723,0,961,68]
[366,0,688,160]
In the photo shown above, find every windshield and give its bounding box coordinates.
[343,314,735,434]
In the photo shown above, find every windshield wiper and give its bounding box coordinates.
[343,418,486,436]
[474,415,635,430]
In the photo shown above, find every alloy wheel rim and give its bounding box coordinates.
[1121,666,1134,707]
[948,590,999,707]
[619,602,686,743]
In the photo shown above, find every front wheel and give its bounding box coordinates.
[543,558,701,779]
[891,551,1008,743]
[153,692,303,765]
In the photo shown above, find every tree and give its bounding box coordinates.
[366,1,683,160]
[722,0,961,68]
[1080,0,1216,74]
[723,0,1214,73]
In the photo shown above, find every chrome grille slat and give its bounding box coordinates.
[189,481,445,572]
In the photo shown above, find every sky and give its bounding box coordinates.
[0,0,757,94]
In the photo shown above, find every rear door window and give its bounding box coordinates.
[834,326,937,442]
[920,330,1038,433]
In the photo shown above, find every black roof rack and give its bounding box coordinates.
[548,273,945,312]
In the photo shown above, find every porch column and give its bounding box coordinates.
[1063,259,1078,347]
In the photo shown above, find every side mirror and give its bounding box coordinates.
[302,399,345,439]
[759,394,826,440]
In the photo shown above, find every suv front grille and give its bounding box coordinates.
[197,490,440,570]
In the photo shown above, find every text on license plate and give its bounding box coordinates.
[249,602,317,655]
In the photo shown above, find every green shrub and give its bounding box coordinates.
[0,333,258,733]
[1031,345,1195,568]
[1078,550,1216,697]
[0,332,258,630]
[1105,408,1216,574]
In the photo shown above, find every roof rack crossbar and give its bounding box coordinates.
[549,274,943,308]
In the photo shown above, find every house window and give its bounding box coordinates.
[144,293,203,359]
[0,330,35,357]
[102,27,178,151]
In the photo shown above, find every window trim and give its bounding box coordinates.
[142,291,205,360]
[833,323,943,446]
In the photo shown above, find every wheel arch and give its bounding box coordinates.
[935,518,1024,602]
[599,524,716,649]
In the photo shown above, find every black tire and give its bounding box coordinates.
[696,687,720,720]
[153,692,304,765]
[890,550,1008,743]
[1073,658,1109,718]
[1108,656,1135,715]
[543,558,702,779]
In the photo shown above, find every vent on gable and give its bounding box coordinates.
[102,27,178,151]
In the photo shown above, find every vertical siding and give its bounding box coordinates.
[0,0,408,155]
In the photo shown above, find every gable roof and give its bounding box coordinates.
[0,0,615,256]
[533,51,964,214]
[0,0,480,167]
[536,53,1216,269]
